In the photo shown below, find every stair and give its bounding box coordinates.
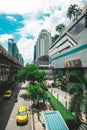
[78,122,87,130]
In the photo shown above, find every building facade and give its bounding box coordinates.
[8,39,14,56]
[19,54,24,65]
[8,39,24,65]
[49,7,87,80]
[35,29,52,66]
[49,6,87,122]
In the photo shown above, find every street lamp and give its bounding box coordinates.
[49,64,51,77]
[64,93,67,110]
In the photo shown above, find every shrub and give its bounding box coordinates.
[46,91,75,121]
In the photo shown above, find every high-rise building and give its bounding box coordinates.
[34,45,36,62]
[18,54,24,65]
[8,39,24,65]
[35,29,52,65]
[8,39,19,60]
[13,43,19,60]
[36,29,52,58]
[8,39,14,56]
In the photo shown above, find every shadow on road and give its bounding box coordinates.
[19,93,30,101]
[0,82,21,130]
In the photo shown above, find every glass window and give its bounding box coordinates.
[18,111,26,116]
[69,16,86,36]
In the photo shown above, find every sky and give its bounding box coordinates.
[0,0,87,65]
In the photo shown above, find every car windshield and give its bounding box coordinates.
[18,111,26,116]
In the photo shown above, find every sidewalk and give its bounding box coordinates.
[32,101,53,130]
[46,79,71,109]
[49,88,71,109]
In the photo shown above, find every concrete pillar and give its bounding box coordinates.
[65,69,69,82]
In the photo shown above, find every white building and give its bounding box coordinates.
[35,29,52,66]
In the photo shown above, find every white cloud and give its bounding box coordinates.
[0,34,13,50]
[0,0,83,14]
[0,34,13,43]
[17,38,35,65]
[17,19,42,39]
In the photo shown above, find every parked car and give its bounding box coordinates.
[16,106,28,125]
[3,89,12,98]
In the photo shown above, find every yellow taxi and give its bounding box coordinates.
[16,106,28,125]
[3,89,12,98]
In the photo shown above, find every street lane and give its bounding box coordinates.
[5,82,31,130]
[0,82,32,130]
[0,86,18,130]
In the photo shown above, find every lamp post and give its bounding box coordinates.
[49,64,50,78]
[64,93,67,110]
[53,68,56,84]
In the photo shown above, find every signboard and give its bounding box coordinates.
[64,59,81,68]
[64,61,68,68]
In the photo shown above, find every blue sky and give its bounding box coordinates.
[0,0,87,64]
[0,14,24,41]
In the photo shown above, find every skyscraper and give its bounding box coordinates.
[13,43,19,60]
[8,39,14,56]
[18,53,24,65]
[8,39,21,63]
[8,39,19,60]
[35,29,52,65]
[36,29,52,58]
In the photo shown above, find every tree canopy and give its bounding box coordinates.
[55,23,66,34]
[67,4,82,20]
[67,69,87,120]
[17,64,45,84]
[52,34,60,43]
[26,83,47,101]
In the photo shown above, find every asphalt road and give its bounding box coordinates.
[0,82,32,130]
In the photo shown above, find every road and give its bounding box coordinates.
[0,82,32,130]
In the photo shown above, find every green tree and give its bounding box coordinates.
[17,67,26,82]
[17,64,45,84]
[84,74,87,89]
[55,23,66,34]
[26,83,47,104]
[17,64,46,106]
[67,4,82,20]
[52,34,60,43]
[67,69,87,121]
[68,83,83,120]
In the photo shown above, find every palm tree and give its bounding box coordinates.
[67,69,86,121]
[55,23,66,34]
[75,7,82,19]
[67,4,82,20]
[52,34,60,43]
